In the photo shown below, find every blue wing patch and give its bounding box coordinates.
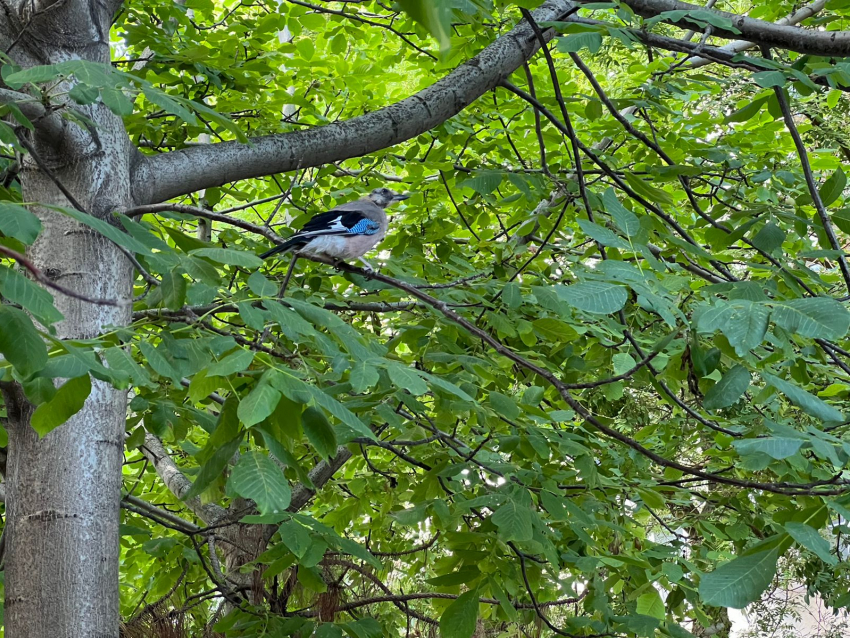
[347,219,381,235]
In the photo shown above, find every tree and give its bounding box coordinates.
[3,0,850,636]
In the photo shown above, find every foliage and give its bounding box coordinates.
[5,0,850,636]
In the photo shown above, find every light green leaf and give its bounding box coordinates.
[704,365,750,410]
[763,372,845,423]
[0,267,63,325]
[556,32,603,54]
[733,437,804,460]
[190,248,263,268]
[207,349,254,377]
[350,361,380,393]
[820,168,846,207]
[51,206,150,254]
[491,500,533,542]
[0,203,42,244]
[30,375,91,437]
[489,391,520,420]
[785,522,837,566]
[698,550,779,608]
[556,282,628,314]
[613,353,636,376]
[439,589,480,638]
[396,0,452,54]
[771,298,850,340]
[238,382,282,427]
[228,451,292,514]
[603,188,640,237]
[751,222,785,254]
[386,362,429,395]
[0,306,48,377]
[142,86,199,125]
[720,301,770,355]
[181,433,243,502]
[247,271,278,297]
[302,406,337,459]
[753,71,786,88]
[636,588,665,620]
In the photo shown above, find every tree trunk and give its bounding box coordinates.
[2,1,134,633]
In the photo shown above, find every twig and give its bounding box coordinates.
[0,243,121,306]
[763,45,850,294]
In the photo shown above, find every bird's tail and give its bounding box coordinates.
[259,235,308,259]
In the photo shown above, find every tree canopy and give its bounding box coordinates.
[4,0,850,636]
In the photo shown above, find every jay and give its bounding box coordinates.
[260,187,409,271]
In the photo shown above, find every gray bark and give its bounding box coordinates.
[1,1,133,636]
[131,0,578,205]
[620,0,849,56]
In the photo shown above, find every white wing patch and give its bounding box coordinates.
[299,216,347,237]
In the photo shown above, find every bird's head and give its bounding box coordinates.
[367,187,411,208]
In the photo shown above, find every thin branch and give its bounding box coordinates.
[302,254,850,496]
[764,46,850,293]
[0,243,121,306]
[284,0,436,59]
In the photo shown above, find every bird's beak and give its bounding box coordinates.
[393,193,411,201]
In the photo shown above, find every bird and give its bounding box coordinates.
[259,187,410,271]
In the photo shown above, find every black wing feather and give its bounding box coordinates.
[300,208,370,234]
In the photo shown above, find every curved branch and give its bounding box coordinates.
[616,0,850,57]
[131,0,578,205]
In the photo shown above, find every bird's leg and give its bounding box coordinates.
[357,257,374,273]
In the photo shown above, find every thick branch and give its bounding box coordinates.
[131,0,578,204]
[616,0,850,57]
[139,433,227,525]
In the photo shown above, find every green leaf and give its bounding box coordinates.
[623,172,673,206]
[0,267,63,325]
[698,550,779,608]
[763,372,845,423]
[349,361,380,393]
[722,301,770,356]
[182,433,243,502]
[190,248,263,268]
[238,381,282,427]
[753,71,786,88]
[751,222,785,254]
[385,362,429,395]
[439,589,479,638]
[556,282,628,314]
[458,170,503,195]
[0,203,41,244]
[53,206,153,254]
[771,298,850,340]
[724,97,768,124]
[100,86,135,116]
[302,406,337,459]
[228,451,292,514]
[556,32,603,54]
[491,500,533,542]
[396,0,452,54]
[269,371,374,441]
[30,375,91,437]
[488,391,520,420]
[603,188,640,237]
[636,588,665,620]
[703,365,750,410]
[733,437,804,460]
[207,349,254,377]
[819,168,847,207]
[247,271,278,297]
[142,86,199,125]
[0,306,47,377]
[785,522,837,566]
